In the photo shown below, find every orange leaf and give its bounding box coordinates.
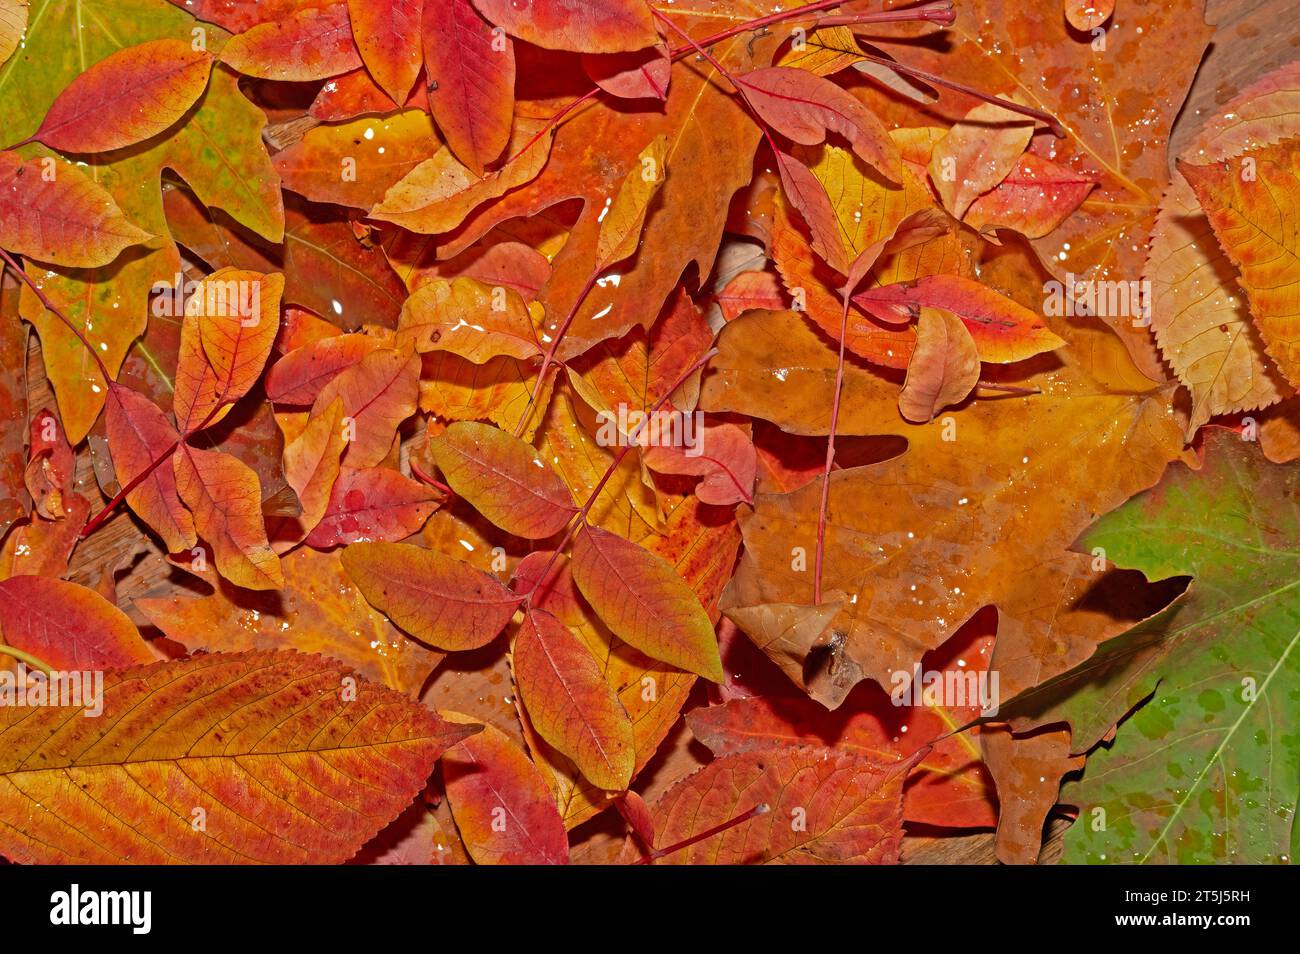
[174,444,284,591]
[173,269,285,431]
[0,576,153,670]
[369,116,552,234]
[272,110,437,209]
[1182,143,1300,389]
[31,40,214,153]
[0,651,476,864]
[514,607,635,790]
[928,100,1035,220]
[0,152,149,268]
[855,274,1064,364]
[742,67,903,182]
[282,397,347,536]
[642,420,757,506]
[651,746,918,864]
[137,549,442,696]
[341,541,522,650]
[346,0,423,104]
[266,333,378,404]
[964,152,1097,240]
[440,712,569,864]
[105,384,195,554]
[313,347,421,467]
[396,277,541,363]
[430,421,576,539]
[305,466,441,547]
[423,0,516,175]
[469,0,657,54]
[222,2,363,81]
[570,524,724,683]
[898,306,981,423]
[596,134,668,270]
[196,269,285,405]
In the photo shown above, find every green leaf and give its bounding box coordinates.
[1057,430,1300,864]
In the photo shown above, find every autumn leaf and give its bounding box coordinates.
[927,99,1035,220]
[570,524,725,683]
[272,110,437,209]
[1182,139,1300,390]
[1148,62,1300,432]
[342,541,522,650]
[222,2,363,81]
[428,421,576,539]
[440,712,570,864]
[396,277,541,363]
[513,607,635,791]
[642,420,757,506]
[312,347,421,468]
[897,305,981,423]
[105,384,195,553]
[742,66,904,182]
[0,651,476,863]
[266,333,377,404]
[346,0,422,104]
[0,152,150,267]
[651,746,921,864]
[29,39,214,153]
[305,465,441,547]
[855,274,1065,363]
[470,0,657,54]
[175,443,285,590]
[423,0,515,175]
[582,43,670,100]
[0,575,154,669]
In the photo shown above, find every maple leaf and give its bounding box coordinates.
[705,254,1190,709]
[1007,431,1300,864]
[0,651,476,863]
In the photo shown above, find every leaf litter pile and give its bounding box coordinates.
[0,0,1295,867]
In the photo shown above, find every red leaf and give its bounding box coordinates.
[423,0,516,175]
[222,2,363,81]
[305,466,441,547]
[441,713,570,864]
[469,0,657,54]
[347,0,424,104]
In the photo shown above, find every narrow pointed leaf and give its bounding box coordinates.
[514,607,635,790]
[31,39,213,153]
[570,524,724,683]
